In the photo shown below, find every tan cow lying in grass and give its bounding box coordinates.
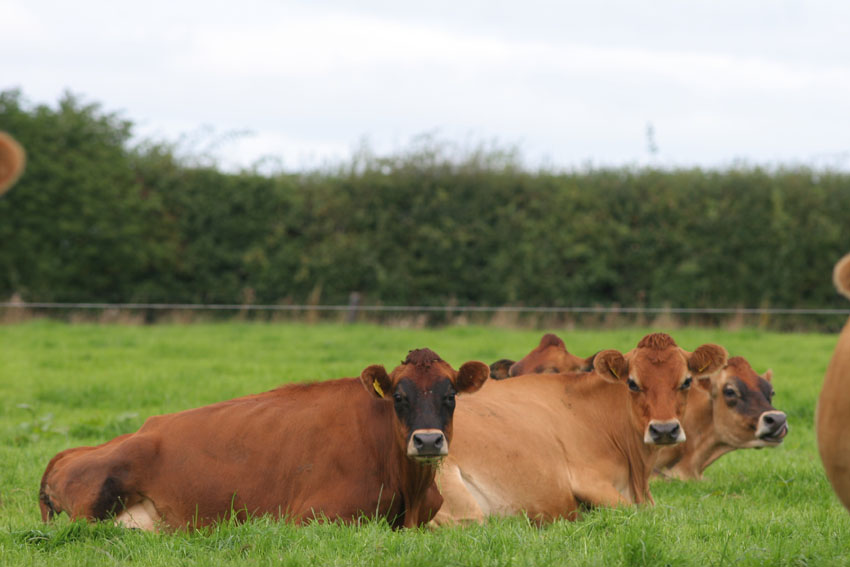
[818,252,850,512]
[39,349,489,530]
[491,333,787,480]
[0,132,26,195]
[432,333,727,524]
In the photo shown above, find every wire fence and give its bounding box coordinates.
[2,301,849,316]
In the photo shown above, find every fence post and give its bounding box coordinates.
[347,292,361,324]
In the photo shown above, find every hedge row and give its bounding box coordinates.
[2,90,849,320]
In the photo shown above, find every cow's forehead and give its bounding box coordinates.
[723,357,758,386]
[391,360,455,390]
[629,346,687,383]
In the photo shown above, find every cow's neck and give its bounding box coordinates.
[623,423,658,505]
[665,389,728,479]
[394,445,442,528]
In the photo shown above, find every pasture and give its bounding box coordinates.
[0,321,847,566]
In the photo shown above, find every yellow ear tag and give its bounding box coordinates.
[609,366,619,379]
[698,362,709,372]
[373,379,385,398]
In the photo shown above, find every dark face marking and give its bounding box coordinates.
[724,376,775,416]
[392,377,457,444]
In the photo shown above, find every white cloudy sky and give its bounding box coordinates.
[1,0,849,171]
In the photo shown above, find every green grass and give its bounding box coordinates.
[0,321,847,566]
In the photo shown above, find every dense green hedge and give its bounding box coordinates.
[2,90,849,316]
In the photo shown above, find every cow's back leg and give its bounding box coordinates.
[40,433,159,524]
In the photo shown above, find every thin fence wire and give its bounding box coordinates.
[2,302,849,316]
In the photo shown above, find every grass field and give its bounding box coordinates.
[0,321,847,566]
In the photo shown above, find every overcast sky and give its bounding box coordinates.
[2,0,849,172]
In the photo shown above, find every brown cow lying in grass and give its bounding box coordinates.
[39,349,489,530]
[818,252,850,512]
[432,333,727,525]
[492,333,787,480]
[0,132,26,195]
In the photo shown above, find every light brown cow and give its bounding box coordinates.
[655,356,787,479]
[0,132,26,195]
[39,349,489,530]
[493,333,788,480]
[488,333,593,380]
[432,333,727,524]
[817,252,850,512]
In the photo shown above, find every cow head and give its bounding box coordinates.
[504,334,594,378]
[359,348,489,461]
[697,356,788,447]
[596,333,727,446]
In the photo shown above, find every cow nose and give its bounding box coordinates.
[413,432,443,452]
[647,421,683,445]
[758,411,788,440]
[407,429,449,457]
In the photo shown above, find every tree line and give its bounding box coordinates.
[1,90,848,326]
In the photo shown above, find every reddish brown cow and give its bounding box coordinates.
[656,356,787,479]
[0,132,26,195]
[432,333,727,524]
[818,252,850,512]
[39,349,489,530]
[488,333,593,380]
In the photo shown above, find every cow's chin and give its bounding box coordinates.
[410,455,446,466]
[756,424,789,446]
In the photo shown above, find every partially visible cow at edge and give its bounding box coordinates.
[817,252,850,512]
[39,349,490,530]
[0,132,26,196]
[492,333,788,480]
[432,333,727,525]
[488,333,593,380]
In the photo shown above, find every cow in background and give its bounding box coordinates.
[489,333,594,379]
[818,252,850,512]
[39,349,489,530]
[656,356,787,479]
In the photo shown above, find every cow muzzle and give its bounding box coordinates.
[756,411,788,444]
[645,419,686,445]
[407,429,448,460]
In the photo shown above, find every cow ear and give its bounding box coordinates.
[593,350,628,383]
[834,253,850,300]
[455,361,489,394]
[360,365,392,399]
[763,368,774,383]
[687,344,728,378]
[489,359,515,380]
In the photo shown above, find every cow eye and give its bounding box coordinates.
[393,392,405,404]
[723,387,737,398]
[444,393,456,407]
[680,377,693,391]
[627,378,641,392]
